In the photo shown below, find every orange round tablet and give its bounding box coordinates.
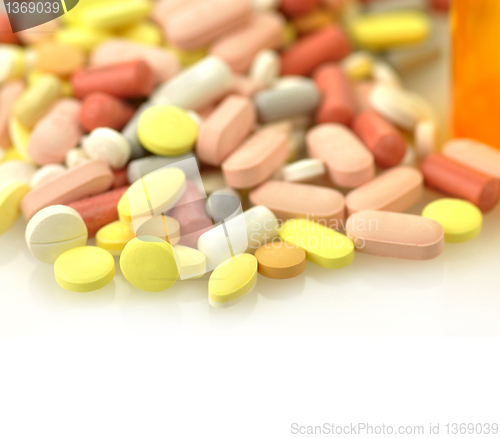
[255,241,306,280]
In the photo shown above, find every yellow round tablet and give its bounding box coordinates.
[138,105,198,157]
[209,254,258,308]
[120,236,179,292]
[422,198,482,243]
[96,220,135,256]
[54,246,115,292]
[0,182,30,235]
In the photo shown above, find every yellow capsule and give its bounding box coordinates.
[80,0,153,30]
[0,182,31,235]
[28,71,73,98]
[279,218,355,269]
[55,26,111,53]
[348,11,430,51]
[117,22,163,46]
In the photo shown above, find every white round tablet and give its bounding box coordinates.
[26,205,88,264]
[82,128,131,169]
[250,50,280,88]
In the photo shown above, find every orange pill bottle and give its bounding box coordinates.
[453,0,500,148]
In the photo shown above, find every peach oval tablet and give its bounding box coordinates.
[21,160,114,221]
[346,210,444,260]
[307,123,375,188]
[345,167,424,216]
[197,95,256,167]
[352,110,407,168]
[255,241,306,280]
[210,12,284,73]
[27,99,84,166]
[421,153,500,213]
[442,139,500,180]
[280,25,351,76]
[35,42,85,79]
[222,128,289,189]
[249,180,345,229]
[165,0,252,50]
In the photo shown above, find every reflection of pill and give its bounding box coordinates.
[346,167,423,216]
[279,218,354,269]
[96,220,135,256]
[307,124,375,188]
[346,210,444,260]
[26,205,88,264]
[255,241,306,279]
[209,253,257,308]
[127,153,195,184]
[55,246,115,292]
[250,180,345,229]
[422,199,482,243]
[133,215,181,245]
[120,236,179,292]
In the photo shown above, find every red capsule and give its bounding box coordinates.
[313,64,355,126]
[67,186,129,238]
[71,60,155,100]
[280,0,320,17]
[80,92,136,132]
[421,154,500,213]
[352,110,407,168]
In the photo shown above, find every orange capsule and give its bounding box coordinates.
[352,110,407,168]
[281,26,351,76]
[421,154,500,213]
[313,64,355,126]
[80,92,136,132]
[71,60,155,100]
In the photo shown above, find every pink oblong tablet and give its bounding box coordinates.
[346,210,444,260]
[0,81,25,149]
[27,99,84,166]
[307,124,375,188]
[197,95,256,167]
[165,0,252,50]
[345,167,423,216]
[249,180,345,229]
[313,64,355,126]
[90,39,181,85]
[210,12,284,73]
[352,110,407,168]
[222,128,288,189]
[21,160,114,220]
[442,139,500,180]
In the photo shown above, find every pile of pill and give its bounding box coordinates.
[3,0,493,309]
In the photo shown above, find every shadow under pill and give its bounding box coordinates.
[28,263,116,308]
[257,274,305,300]
[208,288,258,330]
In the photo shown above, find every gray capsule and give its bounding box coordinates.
[121,102,155,160]
[206,188,242,223]
[253,78,321,123]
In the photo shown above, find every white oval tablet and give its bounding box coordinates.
[82,128,131,169]
[249,49,280,87]
[174,245,207,280]
[26,205,88,264]
[282,158,326,183]
[0,160,36,187]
